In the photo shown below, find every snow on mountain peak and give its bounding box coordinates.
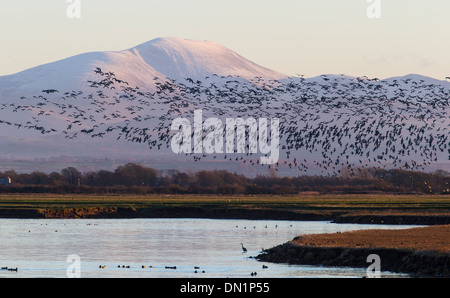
[132,37,288,81]
[0,37,288,98]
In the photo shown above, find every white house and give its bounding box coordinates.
[0,177,12,186]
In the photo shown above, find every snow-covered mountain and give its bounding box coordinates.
[0,38,448,175]
[132,37,287,81]
[0,37,286,99]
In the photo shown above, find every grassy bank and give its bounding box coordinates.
[0,193,449,224]
[257,225,450,277]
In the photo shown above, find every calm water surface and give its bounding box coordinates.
[0,218,420,278]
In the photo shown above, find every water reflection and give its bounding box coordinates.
[0,218,417,278]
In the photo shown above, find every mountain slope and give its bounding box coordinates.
[0,50,166,99]
[132,37,288,81]
[0,38,448,175]
[0,37,287,100]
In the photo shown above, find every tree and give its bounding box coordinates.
[29,171,50,185]
[113,163,158,186]
[195,170,224,188]
[61,167,82,186]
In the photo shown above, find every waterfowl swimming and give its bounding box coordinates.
[165,266,177,269]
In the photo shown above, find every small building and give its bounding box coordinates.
[0,177,12,186]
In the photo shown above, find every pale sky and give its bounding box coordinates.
[1,0,449,79]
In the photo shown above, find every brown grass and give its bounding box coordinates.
[292,224,450,253]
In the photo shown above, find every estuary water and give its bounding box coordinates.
[0,218,420,278]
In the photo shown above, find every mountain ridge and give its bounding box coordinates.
[1,37,447,98]
[0,37,289,99]
[0,37,448,175]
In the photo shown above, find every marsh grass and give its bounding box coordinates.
[0,193,449,217]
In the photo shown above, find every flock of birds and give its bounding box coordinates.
[2,243,264,277]
[94,241,266,276]
[2,222,282,277]
[2,221,286,277]
[0,67,448,176]
[97,264,207,274]
[2,240,265,276]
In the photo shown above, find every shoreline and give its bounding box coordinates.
[1,206,450,226]
[256,225,450,278]
[1,199,449,278]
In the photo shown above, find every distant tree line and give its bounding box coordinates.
[0,163,449,195]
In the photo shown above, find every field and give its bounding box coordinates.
[0,193,449,223]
